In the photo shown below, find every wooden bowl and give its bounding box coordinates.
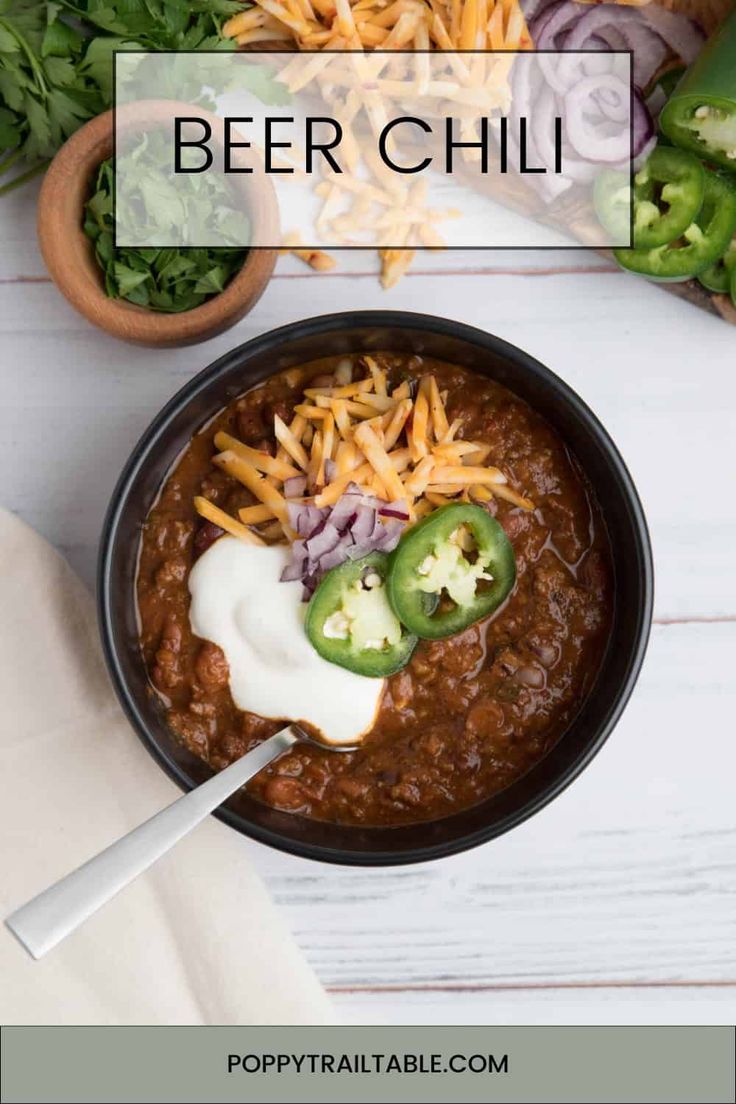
[37,104,278,347]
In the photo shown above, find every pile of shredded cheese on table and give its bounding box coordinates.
[223,0,533,287]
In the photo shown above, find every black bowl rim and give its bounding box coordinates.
[98,310,654,866]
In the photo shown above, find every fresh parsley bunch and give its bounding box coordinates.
[0,0,242,195]
[84,154,248,312]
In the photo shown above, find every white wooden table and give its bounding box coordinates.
[2,181,734,1027]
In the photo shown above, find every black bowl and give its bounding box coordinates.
[98,311,653,865]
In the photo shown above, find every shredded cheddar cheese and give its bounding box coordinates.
[193,355,535,545]
[223,0,533,287]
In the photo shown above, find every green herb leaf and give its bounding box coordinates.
[83,151,247,314]
[193,264,226,294]
[0,0,247,193]
[112,261,150,296]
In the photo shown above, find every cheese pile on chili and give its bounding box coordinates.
[222,0,533,287]
[194,356,534,548]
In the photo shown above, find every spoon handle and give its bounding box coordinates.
[5,726,299,960]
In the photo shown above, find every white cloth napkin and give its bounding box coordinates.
[0,508,335,1025]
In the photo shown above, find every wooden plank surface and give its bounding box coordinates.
[1,181,734,1025]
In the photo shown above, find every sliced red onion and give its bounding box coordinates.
[565,74,637,163]
[631,90,657,161]
[611,22,669,90]
[533,1,583,48]
[531,79,597,186]
[632,128,657,170]
[515,0,701,209]
[561,4,643,50]
[644,6,705,66]
[530,3,574,44]
[593,25,628,52]
[522,0,561,24]
[592,76,630,125]
[582,40,614,80]
[551,10,647,92]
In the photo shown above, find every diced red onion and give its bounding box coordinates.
[283,475,307,499]
[293,504,327,538]
[350,505,378,542]
[318,546,350,572]
[329,496,360,533]
[281,488,409,597]
[305,522,341,559]
[379,501,410,520]
[376,519,404,550]
[345,540,381,561]
[280,560,305,582]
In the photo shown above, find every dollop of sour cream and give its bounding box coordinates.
[188,536,384,746]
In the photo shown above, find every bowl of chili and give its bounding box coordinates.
[99,311,653,865]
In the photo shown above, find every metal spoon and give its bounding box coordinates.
[5,725,353,960]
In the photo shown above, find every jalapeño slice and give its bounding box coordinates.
[387,504,516,640]
[595,147,704,249]
[660,11,736,173]
[631,146,705,250]
[305,552,416,677]
[698,234,736,292]
[614,171,736,282]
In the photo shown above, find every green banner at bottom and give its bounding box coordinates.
[1,1025,734,1104]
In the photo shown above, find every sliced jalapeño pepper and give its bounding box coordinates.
[595,147,705,249]
[631,146,705,249]
[305,552,416,676]
[614,171,736,282]
[387,504,516,640]
[698,234,736,292]
[660,11,736,173]
[593,169,631,245]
